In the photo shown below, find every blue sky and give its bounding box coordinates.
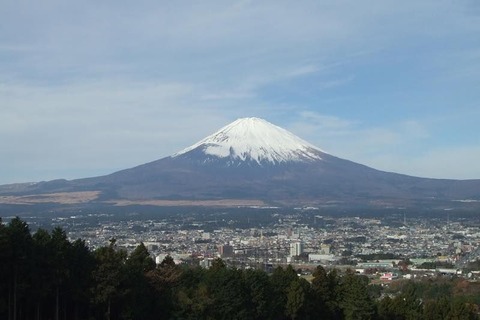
[1,0,480,184]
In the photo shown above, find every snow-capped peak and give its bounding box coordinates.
[173,117,326,164]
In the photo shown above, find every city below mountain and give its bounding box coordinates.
[1,117,480,210]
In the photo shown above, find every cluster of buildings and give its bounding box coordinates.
[27,209,480,277]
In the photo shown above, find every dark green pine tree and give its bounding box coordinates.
[126,243,155,274]
[205,262,252,320]
[340,270,375,320]
[311,265,329,304]
[311,266,342,319]
[446,300,478,320]
[285,277,313,320]
[243,269,274,320]
[5,217,33,320]
[91,239,127,320]
[159,254,175,268]
[0,218,9,319]
[270,265,299,319]
[67,238,95,320]
[311,266,334,318]
[122,243,156,320]
[50,227,72,320]
[172,266,211,319]
[377,296,395,320]
[210,257,227,271]
[146,255,183,319]
[379,281,422,320]
[31,228,55,320]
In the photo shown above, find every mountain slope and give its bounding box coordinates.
[1,117,479,207]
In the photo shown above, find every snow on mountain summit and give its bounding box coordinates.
[173,117,326,165]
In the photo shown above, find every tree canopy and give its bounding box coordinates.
[0,217,478,320]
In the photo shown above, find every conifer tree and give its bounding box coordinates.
[91,239,127,320]
[123,243,156,320]
[286,278,312,320]
[340,270,375,320]
[31,228,54,320]
[243,269,273,320]
[0,218,9,319]
[6,217,32,320]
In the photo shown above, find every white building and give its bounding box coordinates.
[308,254,338,263]
[290,241,303,257]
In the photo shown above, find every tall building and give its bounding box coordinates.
[290,241,303,257]
[218,244,234,258]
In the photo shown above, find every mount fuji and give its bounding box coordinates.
[173,117,324,165]
[1,117,480,208]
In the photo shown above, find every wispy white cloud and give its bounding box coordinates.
[0,79,232,182]
[286,65,320,77]
[317,75,355,91]
[288,109,480,179]
[292,112,354,133]
[284,111,480,179]
[365,146,480,179]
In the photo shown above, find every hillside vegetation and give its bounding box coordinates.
[0,217,478,320]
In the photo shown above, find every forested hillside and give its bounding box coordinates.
[0,217,478,320]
